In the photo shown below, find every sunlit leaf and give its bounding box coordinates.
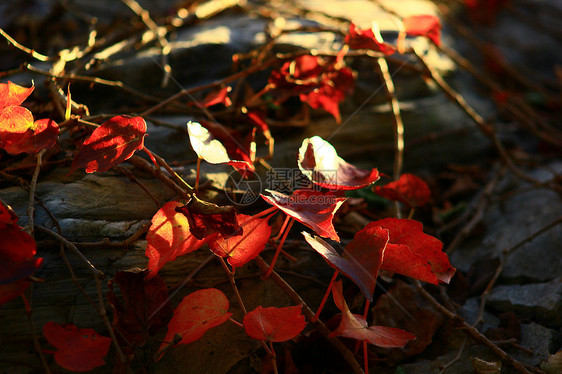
[261,189,346,241]
[145,201,209,278]
[243,305,306,342]
[344,22,395,55]
[43,321,112,372]
[158,288,232,356]
[0,81,34,110]
[376,218,455,284]
[403,15,442,46]
[298,136,379,190]
[208,213,272,267]
[70,115,147,173]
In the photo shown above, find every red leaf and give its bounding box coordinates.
[375,218,455,284]
[344,23,395,55]
[0,82,34,110]
[299,67,354,123]
[261,189,346,241]
[0,279,31,305]
[107,269,172,347]
[0,202,42,288]
[208,213,272,267]
[373,173,431,208]
[158,288,232,355]
[330,280,415,348]
[145,201,209,278]
[193,86,232,108]
[2,118,59,155]
[403,15,442,46]
[268,55,355,122]
[0,106,57,154]
[298,136,379,190]
[303,225,388,302]
[174,198,240,240]
[70,115,147,173]
[43,321,112,372]
[243,305,306,342]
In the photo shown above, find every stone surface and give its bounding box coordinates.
[513,323,556,367]
[487,278,562,328]
[451,162,562,282]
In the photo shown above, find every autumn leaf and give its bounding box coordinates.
[191,86,232,108]
[376,218,455,284]
[243,305,306,342]
[0,106,59,155]
[0,81,34,110]
[107,269,172,347]
[187,121,255,175]
[0,201,42,304]
[344,22,395,55]
[302,225,388,302]
[330,280,415,348]
[261,189,346,241]
[175,196,240,240]
[373,173,431,208]
[268,55,355,123]
[298,136,379,190]
[158,288,232,357]
[43,321,112,372]
[145,201,209,278]
[403,15,442,46]
[69,115,147,173]
[208,213,272,267]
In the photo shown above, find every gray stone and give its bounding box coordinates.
[451,163,562,282]
[488,278,562,328]
[459,297,500,332]
[513,323,555,367]
[0,169,175,241]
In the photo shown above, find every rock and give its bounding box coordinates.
[459,297,500,332]
[512,323,555,367]
[487,278,562,328]
[451,162,562,282]
[0,168,175,241]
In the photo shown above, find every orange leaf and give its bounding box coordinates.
[158,288,232,357]
[0,81,34,110]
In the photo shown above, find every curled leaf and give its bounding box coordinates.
[243,305,306,342]
[298,136,379,190]
[175,196,240,240]
[302,227,387,302]
[344,22,395,55]
[261,189,345,241]
[331,280,415,348]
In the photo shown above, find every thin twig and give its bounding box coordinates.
[413,280,532,374]
[27,149,46,236]
[0,28,51,61]
[22,293,52,374]
[254,256,364,374]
